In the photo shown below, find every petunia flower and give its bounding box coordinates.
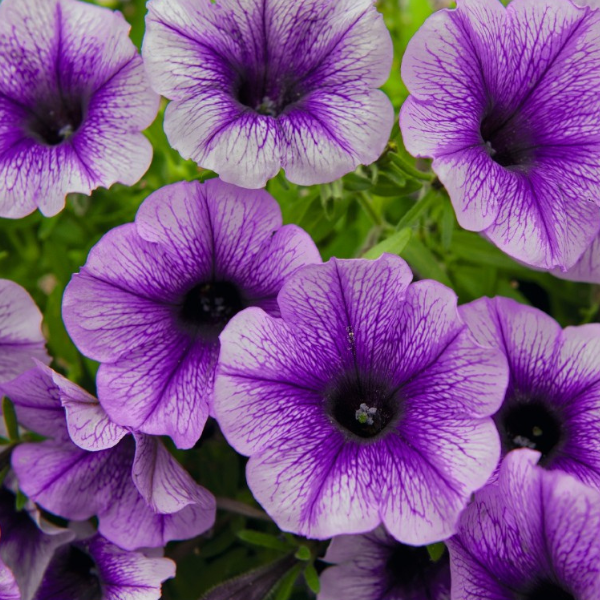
[400,0,600,271]
[213,255,508,543]
[32,534,175,600]
[460,296,600,489]
[319,526,451,600]
[62,178,321,449]
[0,0,159,219]
[0,488,74,600]
[3,363,216,551]
[142,0,394,189]
[0,488,175,600]
[0,280,49,384]
[448,449,600,600]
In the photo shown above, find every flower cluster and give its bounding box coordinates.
[1,0,600,598]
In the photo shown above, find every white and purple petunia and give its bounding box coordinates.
[448,449,600,600]
[214,255,508,544]
[0,280,49,384]
[461,296,600,490]
[0,487,175,600]
[0,487,74,600]
[142,0,394,189]
[319,526,451,600]
[3,363,216,552]
[0,0,159,219]
[32,534,175,600]
[62,178,321,449]
[400,0,600,272]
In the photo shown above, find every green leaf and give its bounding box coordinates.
[2,397,19,442]
[395,189,439,230]
[304,563,320,594]
[363,228,412,260]
[272,564,303,600]
[237,530,291,553]
[0,466,9,488]
[294,546,311,561]
[427,542,446,562]
[15,489,27,511]
[402,238,452,287]
[199,555,298,600]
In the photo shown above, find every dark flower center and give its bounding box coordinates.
[480,109,535,169]
[325,373,401,441]
[34,544,102,600]
[496,397,563,464]
[384,544,445,596]
[235,73,305,117]
[178,281,245,338]
[25,96,86,146]
[521,580,575,600]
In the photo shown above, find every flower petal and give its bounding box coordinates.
[0,280,49,383]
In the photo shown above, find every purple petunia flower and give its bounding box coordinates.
[400,0,600,271]
[32,534,175,600]
[448,449,600,599]
[213,255,508,543]
[0,488,74,600]
[319,527,451,600]
[62,178,321,449]
[3,363,216,551]
[142,0,394,189]
[460,296,600,489]
[0,0,159,219]
[0,487,175,600]
[0,280,49,384]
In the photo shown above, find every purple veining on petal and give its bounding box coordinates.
[448,449,600,599]
[0,281,49,384]
[214,256,507,543]
[34,534,175,600]
[143,0,394,188]
[0,0,159,218]
[9,363,216,550]
[460,296,600,490]
[62,178,321,449]
[400,0,600,271]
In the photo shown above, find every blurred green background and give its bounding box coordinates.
[0,0,597,598]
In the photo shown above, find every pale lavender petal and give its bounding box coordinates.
[0,364,68,442]
[0,562,19,600]
[100,474,215,551]
[246,421,384,539]
[11,438,133,522]
[97,333,214,450]
[555,231,600,284]
[54,370,128,451]
[0,280,49,383]
[132,433,216,515]
[89,535,175,600]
